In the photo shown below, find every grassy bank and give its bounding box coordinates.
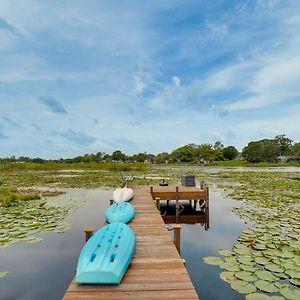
[207,160,300,167]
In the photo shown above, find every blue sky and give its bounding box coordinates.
[0,0,299,158]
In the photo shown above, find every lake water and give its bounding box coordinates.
[0,187,247,300]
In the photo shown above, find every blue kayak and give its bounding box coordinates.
[76,222,135,285]
[105,202,135,224]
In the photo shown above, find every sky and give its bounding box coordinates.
[0,0,300,158]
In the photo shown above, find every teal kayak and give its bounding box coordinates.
[76,222,135,285]
[105,202,135,224]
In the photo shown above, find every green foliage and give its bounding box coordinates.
[292,143,300,156]
[242,139,280,163]
[0,134,299,166]
[170,144,197,162]
[223,146,239,160]
[111,150,126,162]
[154,152,170,164]
[0,187,41,207]
[275,135,293,155]
[198,144,221,163]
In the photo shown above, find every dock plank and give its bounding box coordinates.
[63,186,199,300]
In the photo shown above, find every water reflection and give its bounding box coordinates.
[1,187,249,300]
[160,200,209,230]
[160,190,248,300]
[0,189,112,300]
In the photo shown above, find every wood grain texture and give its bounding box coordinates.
[63,185,199,300]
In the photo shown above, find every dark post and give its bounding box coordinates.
[173,224,181,255]
[175,186,179,223]
[205,184,210,230]
[84,226,94,242]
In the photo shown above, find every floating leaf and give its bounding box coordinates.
[218,249,234,256]
[255,270,279,282]
[230,280,256,294]
[203,256,223,266]
[265,263,284,273]
[255,257,270,265]
[235,271,257,282]
[280,286,300,299]
[0,272,8,279]
[25,236,43,244]
[224,256,237,263]
[255,280,279,293]
[240,264,257,272]
[289,278,300,287]
[246,293,284,300]
[237,256,254,265]
[219,271,237,283]
[219,261,240,272]
[285,269,300,279]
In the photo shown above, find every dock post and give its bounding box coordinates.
[200,180,205,189]
[173,224,181,255]
[84,226,94,242]
[175,186,179,223]
[205,184,209,230]
[110,199,114,205]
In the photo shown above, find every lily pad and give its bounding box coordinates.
[255,280,279,293]
[219,271,237,283]
[25,236,43,243]
[289,278,300,287]
[285,269,300,279]
[203,256,223,266]
[0,272,8,279]
[240,264,257,272]
[255,257,270,265]
[265,263,284,273]
[219,261,240,272]
[246,293,284,300]
[280,286,300,299]
[255,270,279,282]
[235,271,258,282]
[218,249,234,256]
[231,280,256,294]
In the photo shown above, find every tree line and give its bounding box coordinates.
[1,135,299,164]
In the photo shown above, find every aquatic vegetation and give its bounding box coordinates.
[204,171,300,299]
[0,187,72,248]
[0,187,41,207]
[0,271,8,279]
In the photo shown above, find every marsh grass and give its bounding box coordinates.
[0,187,40,207]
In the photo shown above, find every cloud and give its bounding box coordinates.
[134,76,146,94]
[39,96,68,114]
[0,17,20,35]
[0,128,8,140]
[172,76,181,87]
[103,136,138,152]
[54,129,96,146]
[2,116,20,127]
[0,1,300,157]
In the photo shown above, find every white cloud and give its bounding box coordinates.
[172,76,181,87]
[134,76,146,94]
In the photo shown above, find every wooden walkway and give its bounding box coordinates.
[63,185,199,300]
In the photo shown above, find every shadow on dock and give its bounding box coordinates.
[159,200,209,230]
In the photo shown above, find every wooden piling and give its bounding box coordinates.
[173,224,181,255]
[84,226,94,242]
[205,183,210,229]
[175,186,179,223]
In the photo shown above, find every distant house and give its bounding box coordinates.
[276,156,300,163]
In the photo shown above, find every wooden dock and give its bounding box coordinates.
[63,185,200,300]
